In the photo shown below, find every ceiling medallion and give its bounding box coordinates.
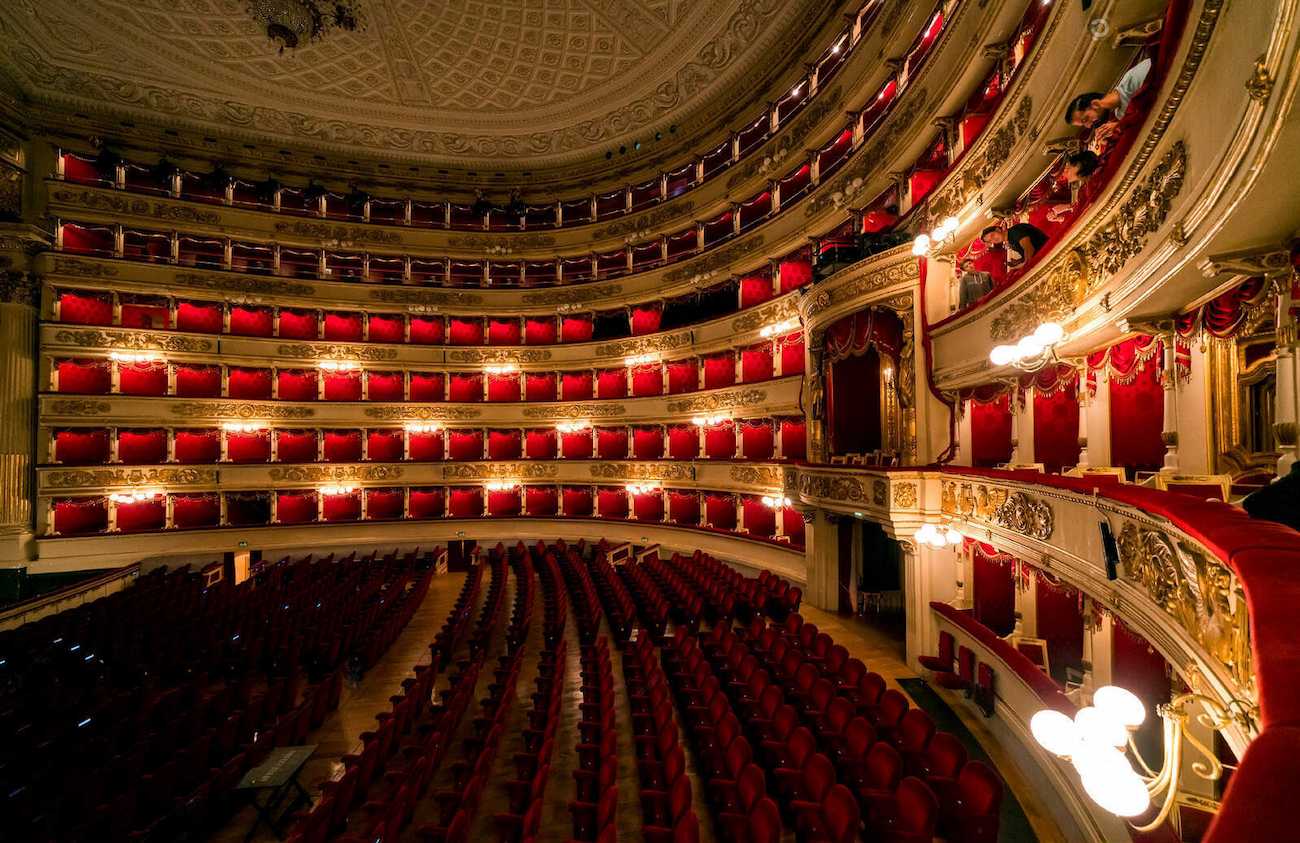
[247,0,363,52]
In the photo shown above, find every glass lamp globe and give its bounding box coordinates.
[1093,685,1146,728]
[1017,335,1046,358]
[1030,709,1080,757]
[912,234,931,256]
[990,345,1018,366]
[1075,706,1129,748]
[1033,321,1065,344]
[943,527,963,545]
[1080,764,1151,817]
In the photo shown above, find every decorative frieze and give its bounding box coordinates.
[804,252,917,318]
[666,387,767,414]
[49,257,119,278]
[45,399,111,416]
[50,188,221,225]
[993,491,1053,540]
[273,221,402,245]
[941,479,1054,541]
[53,328,214,353]
[729,465,782,486]
[893,482,917,509]
[446,233,556,251]
[169,402,316,419]
[362,406,483,421]
[592,201,696,241]
[594,331,694,358]
[521,404,626,419]
[445,348,553,364]
[589,463,696,481]
[797,472,870,504]
[173,272,314,298]
[443,463,558,480]
[662,235,765,284]
[44,467,216,489]
[731,297,797,333]
[369,288,485,307]
[267,465,404,483]
[276,343,398,361]
[521,284,622,307]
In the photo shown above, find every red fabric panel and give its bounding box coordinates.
[117,429,165,464]
[449,373,483,403]
[828,352,883,450]
[780,335,805,374]
[525,318,557,345]
[524,373,557,402]
[119,362,167,396]
[322,371,362,401]
[322,492,361,521]
[596,369,626,399]
[366,489,403,520]
[175,429,219,464]
[226,493,270,526]
[367,430,403,461]
[632,427,664,460]
[410,372,445,402]
[1035,576,1083,685]
[668,492,700,525]
[633,493,664,522]
[743,499,776,537]
[448,488,483,517]
[705,495,737,530]
[487,319,522,345]
[970,393,1013,467]
[448,317,484,345]
[410,316,445,345]
[229,367,272,399]
[668,425,699,460]
[54,498,108,535]
[666,360,697,395]
[525,487,558,515]
[366,371,404,402]
[277,308,318,339]
[409,488,444,518]
[630,365,663,397]
[175,365,221,397]
[740,421,775,460]
[704,423,736,459]
[57,360,111,394]
[780,419,806,461]
[1113,618,1171,760]
[278,369,319,401]
[739,274,774,308]
[320,311,362,341]
[172,494,219,529]
[323,430,362,462]
[909,169,943,203]
[596,428,628,459]
[447,430,484,461]
[277,492,317,524]
[1109,363,1165,474]
[367,313,404,343]
[630,305,663,336]
[740,346,774,382]
[1206,727,1300,843]
[58,291,113,325]
[525,429,557,459]
[561,316,594,343]
[561,431,593,459]
[119,303,169,329]
[408,432,444,461]
[561,372,594,401]
[486,373,521,402]
[488,430,522,460]
[782,509,805,545]
[487,489,521,516]
[779,258,812,292]
[176,300,223,333]
[824,308,903,361]
[597,489,628,519]
[702,354,736,389]
[55,429,110,465]
[563,487,593,516]
[1033,388,1080,473]
[276,430,317,462]
[972,546,1015,636]
[116,499,165,533]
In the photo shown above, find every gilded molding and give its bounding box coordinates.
[729,465,782,486]
[804,251,918,318]
[666,387,767,414]
[44,467,216,489]
[267,465,405,483]
[893,482,917,509]
[662,235,765,284]
[49,188,221,225]
[1245,53,1275,102]
[521,284,622,307]
[725,85,846,189]
[442,463,558,480]
[446,233,556,251]
[445,348,553,364]
[369,288,485,307]
[592,201,696,241]
[45,399,111,415]
[993,491,1053,541]
[273,221,402,245]
[594,331,694,358]
[797,472,869,503]
[0,271,39,306]
[49,257,119,278]
[276,343,398,361]
[989,248,1089,341]
[362,405,482,420]
[731,297,797,333]
[589,463,696,481]
[521,404,626,419]
[173,272,315,298]
[169,402,316,420]
[923,96,1034,222]
[872,479,888,506]
[52,328,215,353]
[941,480,1052,540]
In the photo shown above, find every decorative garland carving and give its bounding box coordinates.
[666,387,767,414]
[662,235,765,284]
[53,329,215,353]
[589,463,696,481]
[268,465,404,483]
[49,257,119,278]
[521,284,622,307]
[446,348,553,364]
[442,463,558,480]
[362,405,482,420]
[797,472,869,503]
[731,297,797,333]
[44,467,216,489]
[446,233,556,251]
[872,479,887,506]
[893,482,917,509]
[993,491,1054,540]
[804,252,917,317]
[276,343,398,361]
[0,271,39,306]
[49,189,222,225]
[173,272,315,298]
[1116,521,1252,691]
[990,248,1089,341]
[594,331,694,358]
[522,404,626,419]
[592,201,696,241]
[273,221,401,245]
[169,402,316,419]
[369,288,484,307]
[729,465,782,486]
[45,399,111,416]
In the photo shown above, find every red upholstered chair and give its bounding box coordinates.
[410,315,445,345]
[894,709,936,771]
[278,308,318,339]
[174,428,219,463]
[448,373,483,402]
[525,429,557,459]
[367,371,404,402]
[915,731,967,785]
[55,429,111,465]
[873,690,910,739]
[524,317,556,345]
[322,370,362,401]
[936,647,975,692]
[596,369,626,399]
[118,429,166,464]
[229,305,273,336]
[409,488,444,518]
[974,663,995,716]
[367,313,405,343]
[804,784,859,843]
[119,361,168,396]
[176,300,223,333]
[562,372,595,401]
[937,760,1002,843]
[868,776,938,843]
[175,364,221,397]
[918,631,956,673]
[57,290,113,325]
[854,741,903,811]
[409,431,444,461]
[410,372,445,402]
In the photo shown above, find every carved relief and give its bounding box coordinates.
[446,348,553,364]
[666,388,767,414]
[53,329,215,353]
[173,272,315,297]
[521,284,622,307]
[592,201,696,241]
[50,189,221,225]
[268,465,405,483]
[662,235,765,284]
[804,254,917,317]
[797,472,869,503]
[169,402,316,419]
[45,399,112,416]
[732,297,797,333]
[522,404,626,419]
[50,257,119,278]
[44,467,216,488]
[276,343,398,361]
[594,331,693,357]
[729,465,781,486]
[369,288,484,307]
[443,463,558,480]
[893,482,917,509]
[990,249,1089,341]
[872,480,887,506]
[446,233,556,251]
[274,221,401,245]
[993,491,1054,540]
[589,463,696,481]
[924,96,1033,221]
[362,405,482,420]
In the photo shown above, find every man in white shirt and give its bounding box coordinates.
[1063,57,1153,141]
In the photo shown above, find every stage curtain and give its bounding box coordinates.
[278,308,318,339]
[367,430,403,462]
[409,488,445,518]
[596,369,627,399]
[488,430,522,460]
[633,493,664,522]
[743,499,776,537]
[226,492,270,525]
[176,300,222,333]
[172,493,220,529]
[561,372,594,401]
[322,491,361,521]
[323,311,363,341]
[828,351,880,455]
[631,365,663,397]
[824,307,903,361]
[740,421,775,460]
[487,489,521,517]
[323,430,362,462]
[561,431,593,459]
[970,392,1013,467]
[972,543,1015,636]
[704,423,736,459]
[119,362,167,396]
[448,317,484,345]
[410,315,445,345]
[525,317,557,345]
[366,372,403,402]
[175,429,219,464]
[780,334,805,375]
[705,494,737,529]
[1035,573,1083,685]
[447,430,484,461]
[486,373,521,402]
[596,428,628,460]
[53,498,108,535]
[739,273,774,308]
[780,419,807,461]
[1109,357,1165,474]
[488,318,522,345]
[367,313,404,343]
[118,429,166,464]
[230,305,273,337]
[449,373,484,403]
[563,487,594,516]
[175,365,221,397]
[276,430,317,462]
[322,371,362,401]
[633,427,664,460]
[409,431,444,461]
[741,345,774,383]
[703,354,736,389]
[561,315,594,343]
[526,487,558,515]
[1114,618,1172,760]
[366,489,403,520]
[410,372,445,402]
[448,488,483,517]
[58,291,113,325]
[666,360,697,395]
[227,431,270,463]
[54,429,110,465]
[668,492,700,525]
[668,425,699,460]
[229,367,272,400]
[525,373,557,402]
[597,489,628,519]
[277,369,318,402]
[276,491,317,525]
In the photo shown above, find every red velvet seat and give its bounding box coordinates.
[935,646,975,692]
[868,776,938,843]
[918,630,956,673]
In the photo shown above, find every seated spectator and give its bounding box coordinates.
[1047,150,1101,223]
[472,188,492,217]
[982,221,1048,268]
[957,257,994,309]
[1064,57,1152,143]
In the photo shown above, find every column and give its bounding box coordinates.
[1274,286,1298,474]
[955,399,973,466]
[802,509,839,610]
[0,273,37,564]
[1015,564,1038,638]
[1076,364,1092,469]
[1087,366,1112,466]
[1009,390,1030,465]
[1160,332,1181,472]
[902,541,939,671]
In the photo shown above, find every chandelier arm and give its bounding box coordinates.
[1125,733,1160,780]
[1131,720,1182,833]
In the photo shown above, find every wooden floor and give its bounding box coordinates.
[211,568,1062,843]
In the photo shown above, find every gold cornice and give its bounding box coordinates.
[362,406,483,421]
[43,466,216,490]
[665,387,768,414]
[267,465,404,483]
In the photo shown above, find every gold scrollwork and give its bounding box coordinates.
[442,463,558,480]
[522,404,626,419]
[797,472,869,504]
[521,284,622,307]
[169,402,316,419]
[267,465,404,483]
[445,348,554,364]
[993,491,1054,540]
[594,331,694,358]
[666,388,767,414]
[729,465,781,487]
[893,482,917,509]
[362,406,482,420]
[53,329,214,353]
[44,467,216,489]
[45,399,112,416]
[662,235,765,284]
[276,344,398,361]
[589,463,696,481]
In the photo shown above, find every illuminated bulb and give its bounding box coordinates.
[404,422,441,433]
[484,364,518,375]
[1030,709,1080,758]
[485,480,517,492]
[1016,335,1046,358]
[911,233,931,256]
[318,485,357,496]
[782,496,792,507]
[1033,321,1064,345]
[1074,706,1128,748]
[942,215,960,234]
[1080,767,1150,818]
[319,360,358,371]
[943,526,962,545]
[109,351,161,364]
[222,421,263,433]
[1093,685,1146,729]
[989,345,1019,366]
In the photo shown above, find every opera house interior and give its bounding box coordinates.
[0,0,1297,840]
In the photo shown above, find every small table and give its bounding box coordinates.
[237,744,317,841]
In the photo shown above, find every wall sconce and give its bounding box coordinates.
[912,215,961,256]
[759,318,800,338]
[109,351,161,364]
[484,480,518,492]
[318,485,357,495]
[914,522,962,548]
[484,364,518,375]
[625,482,661,495]
[222,421,264,433]
[691,414,730,427]
[760,495,793,508]
[1031,685,1258,830]
[109,490,161,504]
[624,353,659,367]
[555,420,591,433]
[319,360,358,371]
[404,422,441,433]
[990,322,1065,370]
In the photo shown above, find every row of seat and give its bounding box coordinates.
[921,630,997,717]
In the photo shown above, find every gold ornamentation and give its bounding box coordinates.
[725,86,846,189]
[893,482,917,509]
[446,348,553,364]
[442,463,558,480]
[662,235,765,284]
[446,233,556,251]
[731,297,797,333]
[173,272,315,297]
[797,472,868,503]
[49,189,222,225]
[276,343,398,361]
[521,284,622,307]
[1245,54,1274,102]
[50,257,119,278]
[592,201,696,241]
[273,221,401,245]
[0,271,39,306]
[666,388,767,414]
[169,402,316,419]
[46,399,111,415]
[990,248,1089,341]
[729,465,781,486]
[594,331,693,357]
[363,405,482,420]
[52,329,214,353]
[925,96,1033,221]
[804,252,918,317]
[993,491,1054,540]
[44,467,216,488]
[589,463,696,481]
[369,288,485,307]
[872,480,887,506]
[522,404,626,419]
[268,465,404,483]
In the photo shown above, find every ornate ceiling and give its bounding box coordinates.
[0,0,838,174]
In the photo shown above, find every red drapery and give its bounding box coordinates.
[783,509,806,546]
[780,419,807,461]
[409,432,444,461]
[1113,617,1171,760]
[597,489,628,519]
[323,311,363,341]
[448,488,483,517]
[488,430,522,460]
[486,373,521,402]
[741,345,774,383]
[1025,365,1080,473]
[829,351,881,455]
[668,425,698,460]
[53,498,107,535]
[705,495,737,529]
[525,429,557,459]
[323,430,362,462]
[525,373,557,402]
[488,318,522,345]
[175,429,219,463]
[1107,351,1165,474]
[172,493,220,528]
[278,370,318,401]
[525,317,557,345]
[176,300,222,333]
[666,360,697,395]
[743,498,776,537]
[596,428,628,460]
[970,391,1013,467]
[276,430,317,462]
[632,427,664,460]
[229,305,273,337]
[229,367,272,400]
[487,489,521,517]
[448,318,484,345]
[561,431,594,459]
[561,372,594,401]
[561,315,594,343]
[116,499,165,533]
[410,372,445,402]
[739,273,774,308]
[596,369,627,399]
[449,373,484,403]
[322,371,361,401]
[322,491,361,522]
[366,489,403,520]
[668,492,699,525]
[779,334,806,375]
[58,291,113,325]
[447,430,483,461]
[118,429,166,464]
[227,431,270,463]
[740,421,775,460]
[704,423,736,459]
[702,354,736,389]
[630,303,663,336]
[972,542,1015,636]
[632,493,664,522]
[367,430,403,461]
[277,491,316,525]
[630,365,663,397]
[55,429,110,465]
[367,372,404,402]
[175,365,221,397]
[563,487,594,516]
[367,313,404,343]
[410,316,445,345]
[278,308,317,339]
[409,488,445,518]
[119,362,167,396]
[526,487,558,515]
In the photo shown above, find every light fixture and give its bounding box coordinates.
[555,420,591,433]
[914,522,962,548]
[318,484,356,495]
[404,422,441,433]
[912,216,963,257]
[484,364,518,375]
[760,495,794,508]
[990,322,1065,371]
[691,414,730,427]
[318,360,358,371]
[485,480,518,492]
[625,482,660,495]
[222,421,264,433]
[1032,685,1258,830]
[109,351,161,364]
[911,233,931,256]
[624,353,659,367]
[759,318,800,338]
[832,36,846,54]
[109,490,161,504]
